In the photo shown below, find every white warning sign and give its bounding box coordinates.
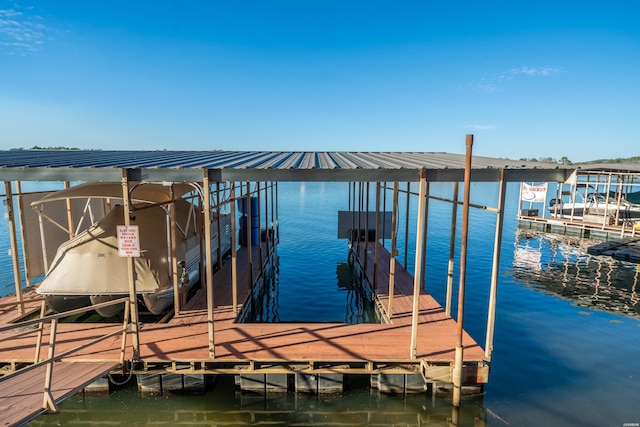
[117,225,140,257]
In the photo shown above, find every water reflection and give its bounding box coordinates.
[27,377,487,427]
[243,255,378,324]
[512,228,640,318]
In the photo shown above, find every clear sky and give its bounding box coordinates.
[1,1,638,162]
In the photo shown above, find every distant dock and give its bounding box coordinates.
[518,168,640,240]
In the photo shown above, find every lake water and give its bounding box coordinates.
[2,181,639,426]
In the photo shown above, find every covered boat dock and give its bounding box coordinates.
[0,137,575,424]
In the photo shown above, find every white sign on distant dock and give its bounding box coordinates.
[117,225,140,257]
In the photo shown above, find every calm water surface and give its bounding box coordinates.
[2,181,639,426]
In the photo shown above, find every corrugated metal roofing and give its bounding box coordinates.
[0,150,575,183]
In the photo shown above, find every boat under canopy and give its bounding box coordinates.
[34,182,231,316]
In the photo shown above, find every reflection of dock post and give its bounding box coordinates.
[485,169,507,361]
[453,134,473,407]
[121,170,140,359]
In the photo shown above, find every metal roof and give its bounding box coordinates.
[573,162,640,174]
[0,150,574,183]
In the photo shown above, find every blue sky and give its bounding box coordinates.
[0,1,638,162]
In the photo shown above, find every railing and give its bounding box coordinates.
[0,297,130,413]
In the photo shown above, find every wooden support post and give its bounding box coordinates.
[121,171,140,360]
[4,181,24,315]
[230,182,238,314]
[420,182,429,288]
[404,182,411,269]
[275,182,280,243]
[42,318,59,413]
[350,182,356,250]
[374,182,380,291]
[410,171,427,359]
[216,182,223,268]
[257,182,263,272]
[265,181,270,257]
[203,171,215,358]
[485,170,507,361]
[364,182,370,273]
[245,182,253,314]
[452,134,473,407]
[34,299,47,363]
[120,300,130,366]
[64,181,74,239]
[382,181,387,247]
[15,181,32,287]
[388,182,399,316]
[446,182,459,316]
[170,185,180,315]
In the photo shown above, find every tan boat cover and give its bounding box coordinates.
[37,199,198,295]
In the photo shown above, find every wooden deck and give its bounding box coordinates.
[0,361,116,427]
[0,238,487,416]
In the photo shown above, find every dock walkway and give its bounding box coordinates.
[0,361,116,427]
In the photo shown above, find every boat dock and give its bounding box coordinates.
[518,167,640,239]
[0,139,577,425]
[0,240,484,425]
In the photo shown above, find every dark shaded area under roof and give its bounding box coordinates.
[0,150,574,183]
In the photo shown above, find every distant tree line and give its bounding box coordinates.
[590,156,640,164]
[519,155,640,165]
[519,156,573,165]
[9,146,90,151]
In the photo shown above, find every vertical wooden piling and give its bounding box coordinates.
[245,182,253,310]
[410,170,427,359]
[388,182,399,316]
[170,185,180,315]
[420,182,429,288]
[374,182,381,291]
[204,172,215,358]
[4,181,24,315]
[230,182,238,314]
[15,181,32,288]
[445,182,459,316]
[216,182,223,268]
[452,135,473,407]
[404,182,411,269]
[485,170,506,361]
[63,181,74,239]
[121,171,140,360]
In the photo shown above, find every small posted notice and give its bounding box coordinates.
[117,225,140,257]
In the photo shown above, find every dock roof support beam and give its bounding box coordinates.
[410,170,427,359]
[204,171,216,358]
[453,135,473,407]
